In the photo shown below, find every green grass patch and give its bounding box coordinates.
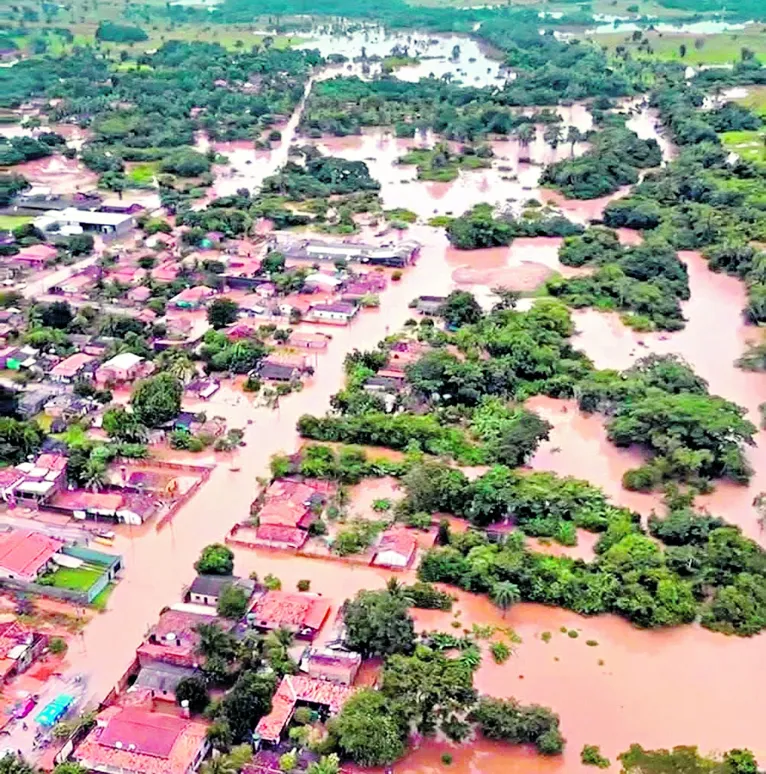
[91,583,115,611]
[126,162,158,186]
[599,28,766,65]
[733,85,766,117]
[0,215,33,230]
[48,565,103,592]
[720,129,766,163]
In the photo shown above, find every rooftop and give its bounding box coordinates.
[74,706,208,774]
[49,352,95,378]
[250,592,330,634]
[0,529,63,580]
[255,674,354,743]
[101,352,143,371]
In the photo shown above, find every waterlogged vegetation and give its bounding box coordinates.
[445,203,583,249]
[301,297,755,490]
[541,123,663,199]
[547,228,690,330]
[396,142,492,182]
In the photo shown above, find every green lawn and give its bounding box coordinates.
[48,564,104,592]
[91,583,115,611]
[126,162,158,186]
[720,130,766,163]
[0,215,32,231]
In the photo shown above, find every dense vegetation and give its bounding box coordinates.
[1,42,321,192]
[445,203,583,249]
[546,228,690,330]
[541,125,663,199]
[415,467,766,635]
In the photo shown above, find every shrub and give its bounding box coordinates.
[48,637,67,655]
[581,744,610,768]
[297,579,311,592]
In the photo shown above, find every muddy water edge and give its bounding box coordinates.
[62,50,766,774]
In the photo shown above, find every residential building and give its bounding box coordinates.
[372,529,418,569]
[95,353,153,386]
[169,286,215,310]
[255,674,354,746]
[127,286,152,304]
[136,609,219,669]
[250,524,308,550]
[254,361,301,383]
[8,452,68,505]
[132,662,199,703]
[308,302,358,324]
[12,244,57,270]
[248,591,331,640]
[48,352,96,383]
[0,621,47,683]
[17,386,61,418]
[287,332,329,350]
[416,295,446,315]
[187,575,256,608]
[72,705,209,774]
[304,648,361,686]
[0,529,64,582]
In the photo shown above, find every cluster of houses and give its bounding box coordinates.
[0,450,189,527]
[228,476,422,570]
[67,572,362,774]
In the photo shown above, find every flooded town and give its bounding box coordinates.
[1,3,766,774]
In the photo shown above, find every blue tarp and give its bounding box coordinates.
[35,694,74,727]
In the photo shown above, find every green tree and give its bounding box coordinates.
[343,589,416,658]
[216,584,249,619]
[438,290,483,328]
[130,373,183,427]
[102,407,148,443]
[208,298,240,329]
[195,544,234,575]
[175,676,210,714]
[218,671,276,742]
[0,755,36,774]
[307,754,340,774]
[332,689,406,767]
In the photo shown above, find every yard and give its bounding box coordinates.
[46,564,104,592]
[0,215,33,231]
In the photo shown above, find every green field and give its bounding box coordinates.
[126,162,159,186]
[0,215,33,230]
[49,564,104,592]
[598,27,766,65]
[720,130,766,164]
[733,85,766,116]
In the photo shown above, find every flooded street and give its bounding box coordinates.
[12,32,766,772]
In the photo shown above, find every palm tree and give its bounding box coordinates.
[265,625,295,651]
[195,622,237,662]
[166,353,196,383]
[83,461,107,493]
[491,581,521,618]
[385,577,414,604]
[200,753,237,774]
[308,755,341,774]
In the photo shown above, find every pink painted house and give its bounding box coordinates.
[13,244,57,270]
[95,353,154,386]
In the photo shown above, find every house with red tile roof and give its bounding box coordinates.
[48,352,96,383]
[127,285,152,304]
[151,263,180,283]
[252,524,308,550]
[371,528,418,569]
[13,244,57,270]
[72,705,209,774]
[287,332,329,350]
[136,609,218,669]
[248,592,331,640]
[170,286,215,310]
[255,674,354,745]
[0,529,64,582]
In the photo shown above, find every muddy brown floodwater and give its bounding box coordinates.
[48,67,766,771]
[63,228,766,773]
